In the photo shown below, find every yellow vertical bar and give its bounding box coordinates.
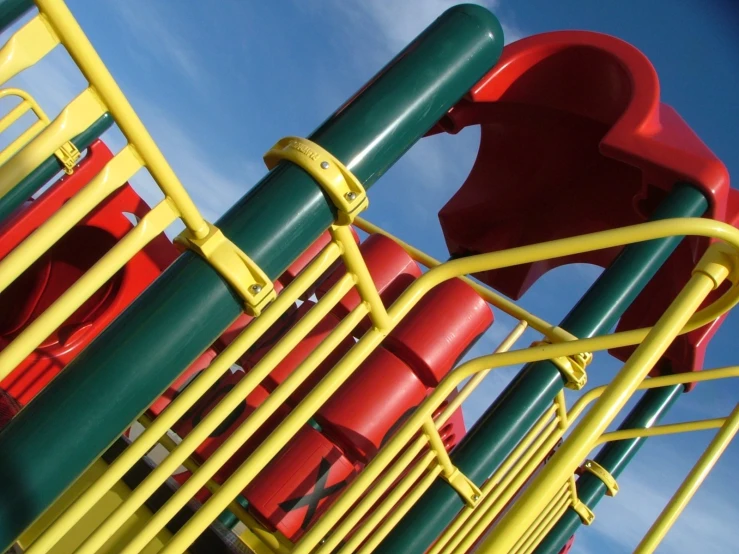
[0,99,31,133]
[634,403,739,554]
[506,486,568,554]
[479,253,727,553]
[0,118,49,165]
[36,0,209,238]
[0,200,175,376]
[0,14,60,85]
[515,494,571,554]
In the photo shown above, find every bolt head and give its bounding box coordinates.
[345,191,357,201]
[251,284,263,294]
[473,494,480,501]
[320,161,330,169]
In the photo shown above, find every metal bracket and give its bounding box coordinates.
[264,136,368,225]
[532,340,592,390]
[444,467,483,508]
[572,499,595,525]
[582,459,619,497]
[54,141,81,174]
[175,223,276,317]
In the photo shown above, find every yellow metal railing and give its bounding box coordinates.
[0,0,223,383]
[2,2,739,554]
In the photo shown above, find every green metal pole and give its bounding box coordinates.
[376,183,708,554]
[0,0,33,32]
[533,383,684,554]
[0,6,504,548]
[0,114,114,224]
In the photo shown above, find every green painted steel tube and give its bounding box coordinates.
[376,183,708,554]
[0,113,114,224]
[0,0,33,32]
[533,383,683,554]
[0,6,504,548]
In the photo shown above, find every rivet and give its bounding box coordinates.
[251,284,262,294]
[321,161,330,169]
[345,191,357,201]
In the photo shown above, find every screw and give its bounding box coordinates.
[585,462,592,468]
[473,494,480,502]
[321,161,330,169]
[345,191,357,201]
[251,284,262,294]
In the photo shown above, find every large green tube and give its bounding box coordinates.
[0,0,33,33]
[0,114,114,224]
[376,184,708,554]
[533,383,683,554]
[0,5,504,548]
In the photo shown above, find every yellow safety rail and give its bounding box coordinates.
[0,0,228,383]
[3,2,739,554]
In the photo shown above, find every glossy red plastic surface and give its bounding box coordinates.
[384,278,493,386]
[0,141,178,405]
[317,347,427,463]
[316,233,421,335]
[245,425,358,541]
[435,31,732,379]
[245,300,355,407]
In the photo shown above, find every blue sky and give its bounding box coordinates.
[3,0,738,552]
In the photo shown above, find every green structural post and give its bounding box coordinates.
[533,383,683,554]
[376,183,708,554]
[0,0,33,32]
[0,6,504,548]
[0,114,114,224]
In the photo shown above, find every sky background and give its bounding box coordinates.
[2,1,739,552]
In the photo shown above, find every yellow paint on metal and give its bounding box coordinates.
[532,339,592,390]
[35,0,210,238]
[264,137,368,225]
[0,88,52,165]
[0,87,105,198]
[478,244,731,552]
[53,139,81,174]
[0,14,60,85]
[176,223,277,316]
[634,403,739,554]
[582,459,619,496]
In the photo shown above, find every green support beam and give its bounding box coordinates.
[0,0,33,32]
[0,113,114,224]
[533,383,683,554]
[376,183,708,554]
[0,6,504,548]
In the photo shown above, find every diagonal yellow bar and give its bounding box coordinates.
[0,14,60,85]
[0,87,106,198]
[0,198,175,378]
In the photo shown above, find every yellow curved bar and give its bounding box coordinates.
[36,0,210,238]
[597,417,726,444]
[0,87,106,198]
[477,252,727,552]
[26,242,342,554]
[0,14,60,85]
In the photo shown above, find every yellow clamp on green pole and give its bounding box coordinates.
[532,340,592,390]
[581,459,619,497]
[572,499,595,526]
[53,141,81,174]
[263,136,368,225]
[175,223,276,317]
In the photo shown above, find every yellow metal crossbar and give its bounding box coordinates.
[0,88,52,166]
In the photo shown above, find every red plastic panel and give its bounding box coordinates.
[171,372,290,496]
[559,535,576,554]
[246,300,355,407]
[277,227,360,288]
[0,141,178,405]
[316,347,427,463]
[609,188,739,386]
[436,31,730,303]
[245,425,358,541]
[0,388,20,430]
[316,234,421,335]
[384,278,493,386]
[432,388,467,451]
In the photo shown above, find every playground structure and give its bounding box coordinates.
[0,0,738,553]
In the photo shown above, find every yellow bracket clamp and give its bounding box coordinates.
[54,141,81,174]
[263,136,368,225]
[532,340,592,390]
[444,467,483,508]
[582,459,619,497]
[572,499,595,525]
[176,223,276,317]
